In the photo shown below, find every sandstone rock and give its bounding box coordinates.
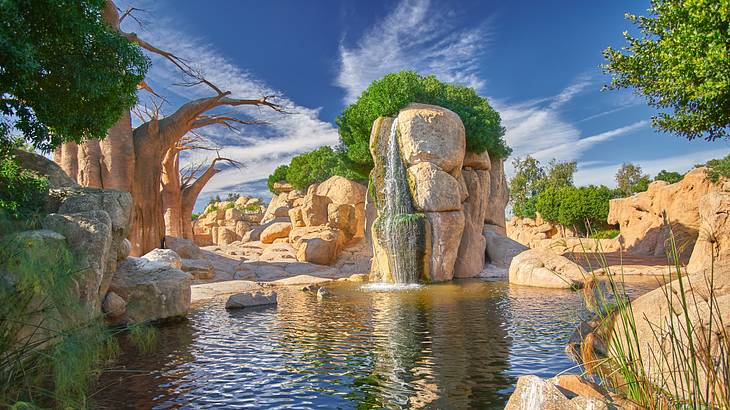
[507,215,577,248]
[454,169,489,278]
[272,181,294,194]
[553,374,611,402]
[180,258,215,280]
[301,185,329,226]
[397,103,465,173]
[102,291,126,317]
[316,175,367,206]
[608,167,718,258]
[462,150,491,170]
[141,248,182,269]
[327,203,356,236]
[348,273,368,282]
[234,196,250,207]
[483,224,528,268]
[425,211,464,282]
[224,207,242,221]
[260,222,292,244]
[191,280,264,304]
[110,257,192,324]
[271,275,334,286]
[485,157,508,230]
[505,375,575,410]
[42,211,112,313]
[217,227,238,245]
[687,191,730,277]
[288,207,305,227]
[407,162,462,212]
[258,243,297,262]
[316,287,331,300]
[297,234,341,265]
[225,291,277,309]
[164,236,203,259]
[509,249,585,289]
[15,149,77,189]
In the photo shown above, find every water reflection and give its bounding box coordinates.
[95,278,662,409]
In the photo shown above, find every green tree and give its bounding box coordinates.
[544,159,577,189]
[616,162,650,196]
[654,169,683,184]
[267,164,290,192]
[1,0,149,152]
[706,154,730,182]
[536,185,614,234]
[603,0,730,141]
[336,71,509,171]
[509,156,545,218]
[285,146,362,190]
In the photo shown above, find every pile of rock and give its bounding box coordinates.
[608,167,718,259]
[506,374,638,409]
[369,103,510,282]
[506,214,578,248]
[192,196,265,246]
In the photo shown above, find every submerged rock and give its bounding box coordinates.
[316,287,331,300]
[225,291,277,309]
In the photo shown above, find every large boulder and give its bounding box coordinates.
[290,226,344,265]
[141,248,182,269]
[397,103,465,173]
[687,191,730,276]
[454,169,489,278]
[164,236,204,259]
[260,222,292,244]
[508,248,585,289]
[483,224,528,268]
[484,157,508,231]
[425,211,464,282]
[109,257,192,324]
[315,175,366,206]
[300,185,329,226]
[42,211,112,314]
[15,149,77,189]
[608,167,717,258]
[407,162,462,212]
[181,258,215,280]
[225,291,277,309]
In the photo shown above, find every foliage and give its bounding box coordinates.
[336,71,509,171]
[203,203,219,215]
[224,193,240,202]
[509,156,576,218]
[572,233,729,408]
[535,185,614,234]
[267,164,289,192]
[603,0,730,141]
[223,202,235,210]
[191,213,200,221]
[0,222,117,408]
[654,169,683,184]
[0,149,49,218]
[615,162,650,196]
[207,195,222,206]
[0,0,149,152]
[590,229,620,239]
[706,153,730,182]
[285,146,363,190]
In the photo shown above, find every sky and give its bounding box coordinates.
[118,0,729,212]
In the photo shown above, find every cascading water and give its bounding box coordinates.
[377,118,424,284]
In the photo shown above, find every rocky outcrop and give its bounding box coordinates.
[14,149,78,189]
[508,248,585,289]
[192,197,265,246]
[483,224,528,268]
[608,167,718,259]
[506,214,578,248]
[485,156,508,232]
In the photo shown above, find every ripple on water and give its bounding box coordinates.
[95,277,663,410]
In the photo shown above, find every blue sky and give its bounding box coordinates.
[119,0,729,211]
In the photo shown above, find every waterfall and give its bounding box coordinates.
[379,118,422,283]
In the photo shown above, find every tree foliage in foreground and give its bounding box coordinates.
[0,0,149,152]
[336,71,509,172]
[603,0,730,141]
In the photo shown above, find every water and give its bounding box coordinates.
[94,277,664,409]
[377,118,423,284]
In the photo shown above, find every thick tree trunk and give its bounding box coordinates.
[77,140,103,187]
[180,161,220,240]
[161,148,182,237]
[100,111,135,192]
[59,141,79,183]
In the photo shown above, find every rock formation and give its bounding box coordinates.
[607,167,718,259]
[192,196,265,245]
[508,248,585,289]
[368,103,509,282]
[506,213,579,248]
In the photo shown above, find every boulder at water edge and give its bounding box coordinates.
[225,291,277,309]
[483,224,528,268]
[508,248,585,289]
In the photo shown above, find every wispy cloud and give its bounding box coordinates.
[574,147,729,187]
[336,0,490,103]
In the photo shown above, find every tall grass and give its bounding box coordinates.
[568,227,729,408]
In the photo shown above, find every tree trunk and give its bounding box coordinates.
[59,141,79,183]
[161,147,183,237]
[77,140,103,187]
[180,159,221,240]
[99,111,135,192]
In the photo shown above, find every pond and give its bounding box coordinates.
[94,277,663,409]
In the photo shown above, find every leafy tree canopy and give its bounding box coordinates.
[615,162,651,196]
[0,0,149,152]
[706,154,730,182]
[654,169,684,184]
[535,185,615,234]
[509,156,577,218]
[267,164,289,192]
[603,0,730,141]
[336,71,509,172]
[284,146,363,190]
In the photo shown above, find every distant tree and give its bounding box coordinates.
[285,146,361,190]
[208,195,222,205]
[509,156,545,218]
[616,163,650,196]
[544,159,577,189]
[224,193,240,202]
[336,71,509,172]
[654,169,683,184]
[706,154,730,183]
[603,0,730,141]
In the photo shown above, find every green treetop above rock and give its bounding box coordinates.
[336,71,510,172]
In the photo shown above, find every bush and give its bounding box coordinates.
[654,169,683,184]
[0,151,49,219]
[513,195,538,219]
[336,71,509,170]
[590,229,620,239]
[191,213,200,221]
[285,146,363,190]
[706,154,730,183]
[267,164,289,192]
[535,185,614,234]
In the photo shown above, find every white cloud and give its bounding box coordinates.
[336,0,489,103]
[574,147,730,187]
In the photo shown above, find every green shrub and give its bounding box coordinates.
[706,154,730,183]
[590,229,620,239]
[535,185,614,234]
[0,151,49,219]
[191,213,200,220]
[267,164,289,192]
[513,195,537,219]
[285,146,364,190]
[654,169,683,184]
[336,71,509,170]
